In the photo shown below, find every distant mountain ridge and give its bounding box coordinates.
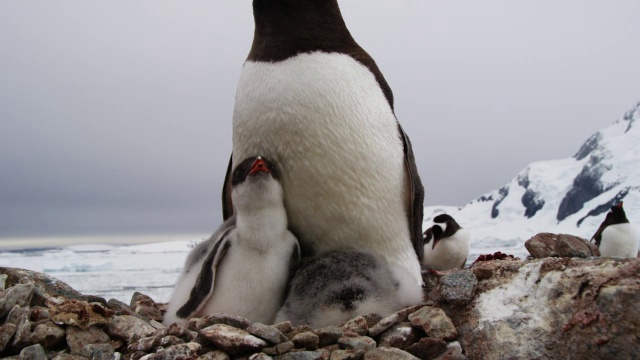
[425,101,640,256]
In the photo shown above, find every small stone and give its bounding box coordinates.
[192,314,251,331]
[292,331,320,350]
[263,340,296,356]
[405,338,448,360]
[160,335,185,347]
[394,305,426,322]
[128,335,161,352]
[329,349,364,360]
[129,351,148,360]
[377,322,419,349]
[11,305,32,347]
[198,350,231,360]
[438,270,478,306]
[166,322,194,341]
[199,324,268,355]
[341,317,368,336]
[82,343,114,360]
[30,306,50,322]
[149,320,166,329]
[130,293,163,322]
[286,324,314,340]
[408,306,458,340]
[0,283,35,318]
[0,274,7,290]
[471,267,493,280]
[337,336,376,352]
[105,315,156,342]
[247,322,289,345]
[313,326,344,347]
[272,321,293,334]
[52,354,90,360]
[368,313,400,337]
[31,320,66,348]
[433,341,468,360]
[66,326,117,356]
[525,233,559,258]
[0,323,17,352]
[556,234,593,258]
[274,350,324,360]
[249,353,273,360]
[107,299,136,316]
[156,342,203,360]
[361,314,383,328]
[19,343,46,360]
[364,347,419,360]
[47,297,113,329]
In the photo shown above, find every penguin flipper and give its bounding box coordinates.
[398,125,425,261]
[222,154,234,220]
[176,228,233,319]
[592,222,607,247]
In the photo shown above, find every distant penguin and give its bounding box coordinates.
[591,202,638,258]
[422,214,471,270]
[223,0,425,295]
[275,251,423,328]
[164,156,299,326]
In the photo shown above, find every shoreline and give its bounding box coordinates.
[0,233,208,251]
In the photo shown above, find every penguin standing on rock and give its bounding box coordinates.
[164,156,300,326]
[223,0,425,297]
[591,202,638,258]
[422,214,470,270]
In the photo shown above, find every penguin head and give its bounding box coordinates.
[604,202,630,226]
[231,156,283,211]
[429,214,463,249]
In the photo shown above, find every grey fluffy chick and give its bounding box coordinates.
[276,251,422,328]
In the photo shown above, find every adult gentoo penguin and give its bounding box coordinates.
[591,202,638,258]
[223,0,425,292]
[164,156,299,326]
[422,214,470,270]
[276,251,423,328]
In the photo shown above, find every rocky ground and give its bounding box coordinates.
[1,233,638,360]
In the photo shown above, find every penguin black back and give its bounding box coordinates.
[249,0,394,108]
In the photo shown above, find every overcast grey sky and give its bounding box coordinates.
[1,1,639,238]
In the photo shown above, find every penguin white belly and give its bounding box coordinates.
[195,234,294,324]
[233,52,420,286]
[423,230,471,270]
[599,224,639,258]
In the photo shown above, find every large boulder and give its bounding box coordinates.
[434,257,640,359]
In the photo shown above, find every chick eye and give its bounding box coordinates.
[233,171,243,183]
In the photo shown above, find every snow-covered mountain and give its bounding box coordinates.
[425,101,640,259]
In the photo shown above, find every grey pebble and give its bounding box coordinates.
[439,270,478,306]
[313,326,344,347]
[19,344,46,360]
[292,331,320,350]
[247,322,289,345]
[337,336,376,352]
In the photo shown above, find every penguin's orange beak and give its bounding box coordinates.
[249,157,270,175]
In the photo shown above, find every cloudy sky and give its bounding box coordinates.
[1,1,639,239]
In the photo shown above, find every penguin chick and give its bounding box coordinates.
[591,202,638,258]
[275,251,423,328]
[164,156,300,326]
[422,214,470,270]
